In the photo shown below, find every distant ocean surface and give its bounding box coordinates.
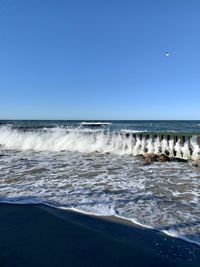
[0,120,200,246]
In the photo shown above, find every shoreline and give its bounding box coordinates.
[0,204,200,267]
[1,200,200,247]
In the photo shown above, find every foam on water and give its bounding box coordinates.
[121,129,147,133]
[0,148,200,246]
[0,126,199,160]
[0,124,200,246]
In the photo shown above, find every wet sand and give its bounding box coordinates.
[0,204,200,267]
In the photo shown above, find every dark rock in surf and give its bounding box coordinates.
[170,157,187,163]
[143,153,158,160]
[135,153,190,165]
[142,153,159,165]
[137,153,171,165]
[158,154,170,162]
[143,153,171,162]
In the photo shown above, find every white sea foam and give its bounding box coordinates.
[81,122,111,126]
[1,123,200,248]
[121,129,147,133]
[0,126,199,160]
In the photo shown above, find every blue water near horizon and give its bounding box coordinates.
[0,120,200,134]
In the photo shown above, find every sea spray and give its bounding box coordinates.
[0,121,200,247]
[0,126,199,160]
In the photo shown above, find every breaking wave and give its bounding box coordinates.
[1,123,200,247]
[0,126,199,160]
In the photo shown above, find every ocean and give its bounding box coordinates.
[0,120,200,246]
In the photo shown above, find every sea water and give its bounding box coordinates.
[0,120,200,245]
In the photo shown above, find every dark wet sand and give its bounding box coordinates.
[0,204,200,267]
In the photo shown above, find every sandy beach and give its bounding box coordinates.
[0,204,199,267]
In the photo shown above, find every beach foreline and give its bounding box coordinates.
[0,203,200,267]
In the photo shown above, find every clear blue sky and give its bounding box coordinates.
[0,0,200,120]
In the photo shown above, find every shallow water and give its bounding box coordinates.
[0,120,200,245]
